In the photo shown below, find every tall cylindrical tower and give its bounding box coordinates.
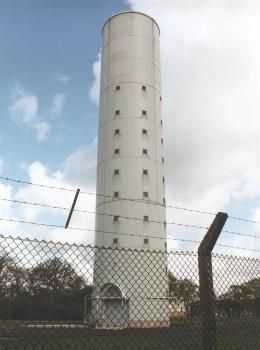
[96,11,165,250]
[93,11,169,328]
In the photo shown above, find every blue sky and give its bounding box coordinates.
[0,0,128,175]
[0,0,260,257]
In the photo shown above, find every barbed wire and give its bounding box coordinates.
[228,215,260,225]
[1,176,260,246]
[0,176,75,193]
[0,216,203,237]
[0,175,216,215]
[3,175,260,226]
[4,175,260,225]
[214,243,260,253]
[0,216,194,243]
[0,217,259,253]
[222,229,260,239]
[0,197,194,227]
[1,198,260,240]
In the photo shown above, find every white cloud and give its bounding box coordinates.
[61,138,97,189]
[89,52,101,105]
[8,82,50,142]
[51,93,66,116]
[35,121,50,141]
[125,0,260,255]
[0,183,18,233]
[53,72,71,84]
[3,139,97,244]
[3,3,260,258]
[0,159,4,174]
[8,83,38,124]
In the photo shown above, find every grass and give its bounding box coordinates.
[0,317,259,350]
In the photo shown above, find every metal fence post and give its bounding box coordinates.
[198,212,228,350]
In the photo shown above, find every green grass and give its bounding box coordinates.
[0,318,259,350]
[1,335,258,350]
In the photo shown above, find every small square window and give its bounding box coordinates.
[114,149,120,155]
[114,169,120,175]
[143,169,148,175]
[142,110,147,116]
[142,129,147,135]
[143,191,148,198]
[113,238,119,244]
[142,149,148,155]
[144,215,149,222]
[144,238,149,244]
[115,129,120,135]
[163,198,166,204]
[114,191,119,198]
[115,110,120,116]
[116,85,120,91]
[113,216,119,222]
[142,85,146,91]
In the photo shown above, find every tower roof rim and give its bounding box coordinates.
[102,11,160,35]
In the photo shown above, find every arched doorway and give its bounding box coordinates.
[101,283,129,328]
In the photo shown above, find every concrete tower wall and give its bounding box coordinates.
[95,11,166,251]
[93,11,169,328]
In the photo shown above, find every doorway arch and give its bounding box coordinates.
[101,283,129,328]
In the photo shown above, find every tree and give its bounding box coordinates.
[0,254,15,297]
[219,278,260,318]
[0,254,28,319]
[27,257,92,321]
[0,254,93,321]
[168,272,199,316]
[28,257,86,297]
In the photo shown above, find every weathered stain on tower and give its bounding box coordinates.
[93,11,169,328]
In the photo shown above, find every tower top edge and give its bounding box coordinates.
[102,11,160,35]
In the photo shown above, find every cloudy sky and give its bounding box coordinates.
[0,0,260,257]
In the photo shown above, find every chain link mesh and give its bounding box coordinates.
[0,234,259,349]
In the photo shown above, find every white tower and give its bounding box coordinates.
[93,11,169,328]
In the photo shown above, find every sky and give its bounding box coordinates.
[0,0,260,258]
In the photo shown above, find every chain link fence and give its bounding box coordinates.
[0,234,259,349]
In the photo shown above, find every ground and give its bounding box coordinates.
[0,318,259,349]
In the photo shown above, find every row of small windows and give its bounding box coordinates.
[114,168,164,176]
[113,216,167,228]
[114,169,165,183]
[113,239,167,250]
[114,148,164,160]
[112,191,165,203]
[113,237,149,245]
[114,128,152,136]
[114,148,149,155]
[114,109,163,125]
[115,85,162,100]
[113,215,150,222]
[115,110,147,116]
[114,128,163,142]
[113,191,164,198]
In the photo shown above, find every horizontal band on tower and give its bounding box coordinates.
[100,81,161,96]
